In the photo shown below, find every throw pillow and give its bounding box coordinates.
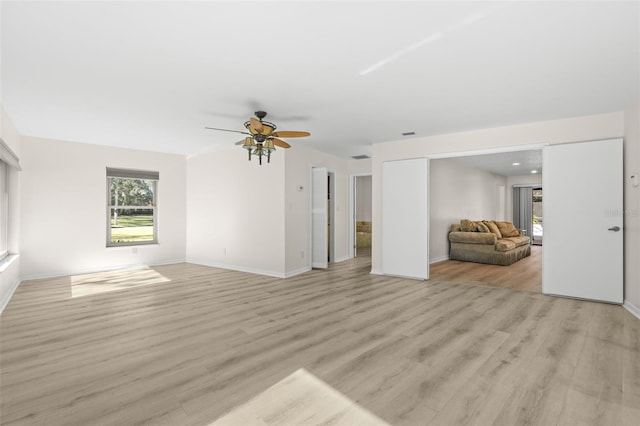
[495,221,521,237]
[477,222,490,233]
[460,219,478,232]
[483,220,503,239]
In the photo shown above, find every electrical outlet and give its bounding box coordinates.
[132,247,138,254]
[223,248,227,256]
[300,250,305,259]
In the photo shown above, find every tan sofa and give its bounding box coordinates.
[449,219,531,266]
[356,221,371,248]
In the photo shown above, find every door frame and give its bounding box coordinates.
[349,172,372,259]
[426,143,546,267]
[309,165,337,268]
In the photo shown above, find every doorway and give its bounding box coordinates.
[513,185,543,246]
[351,174,372,258]
[532,187,543,245]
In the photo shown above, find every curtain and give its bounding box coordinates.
[513,186,533,240]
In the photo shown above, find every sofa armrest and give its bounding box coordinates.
[449,231,497,245]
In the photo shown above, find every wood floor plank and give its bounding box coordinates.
[1,254,638,426]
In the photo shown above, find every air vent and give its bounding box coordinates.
[402,131,416,136]
[352,155,370,160]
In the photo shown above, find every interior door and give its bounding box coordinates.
[312,167,328,269]
[382,158,429,279]
[542,139,623,303]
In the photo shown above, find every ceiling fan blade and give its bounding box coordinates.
[250,117,263,134]
[273,131,310,138]
[272,138,291,149]
[205,127,251,135]
[234,139,246,145]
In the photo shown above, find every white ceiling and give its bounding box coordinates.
[447,149,542,177]
[1,1,638,159]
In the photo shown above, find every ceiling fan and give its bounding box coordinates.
[205,111,311,165]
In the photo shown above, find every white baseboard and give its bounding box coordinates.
[334,255,350,263]
[370,269,384,275]
[284,267,312,278]
[187,258,287,279]
[430,255,450,264]
[623,300,640,320]
[20,259,187,282]
[0,277,22,315]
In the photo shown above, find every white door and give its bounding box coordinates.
[543,139,623,303]
[312,167,328,269]
[382,158,429,279]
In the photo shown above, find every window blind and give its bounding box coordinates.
[106,167,159,180]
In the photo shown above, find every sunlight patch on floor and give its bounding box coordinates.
[210,368,390,426]
[71,266,171,298]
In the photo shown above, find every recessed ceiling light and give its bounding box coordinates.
[512,162,520,166]
[531,170,538,174]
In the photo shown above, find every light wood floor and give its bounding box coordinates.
[430,246,542,293]
[1,254,638,426]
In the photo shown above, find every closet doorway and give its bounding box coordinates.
[351,174,372,258]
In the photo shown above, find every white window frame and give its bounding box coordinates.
[0,161,8,261]
[106,168,159,247]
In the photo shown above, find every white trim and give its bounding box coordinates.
[370,269,384,275]
[430,255,449,264]
[284,267,312,278]
[623,300,640,320]
[427,143,548,160]
[334,255,350,263]
[0,253,19,273]
[187,258,287,279]
[0,137,21,170]
[20,259,186,282]
[0,277,21,315]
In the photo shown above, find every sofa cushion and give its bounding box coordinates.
[477,222,490,233]
[449,231,497,245]
[483,220,502,239]
[460,219,479,232]
[496,221,521,237]
[495,239,517,252]
[501,236,530,247]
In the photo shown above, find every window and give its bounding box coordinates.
[0,161,8,260]
[106,168,159,246]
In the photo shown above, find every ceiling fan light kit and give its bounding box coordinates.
[206,110,310,165]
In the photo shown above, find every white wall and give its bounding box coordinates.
[505,174,543,222]
[371,112,624,273]
[20,137,187,278]
[0,105,22,311]
[348,158,372,174]
[186,147,286,277]
[429,159,507,262]
[284,144,349,274]
[624,100,640,314]
[185,144,348,278]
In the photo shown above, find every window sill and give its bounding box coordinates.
[0,254,19,273]
[106,242,159,249]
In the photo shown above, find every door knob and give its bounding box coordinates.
[608,226,620,232]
